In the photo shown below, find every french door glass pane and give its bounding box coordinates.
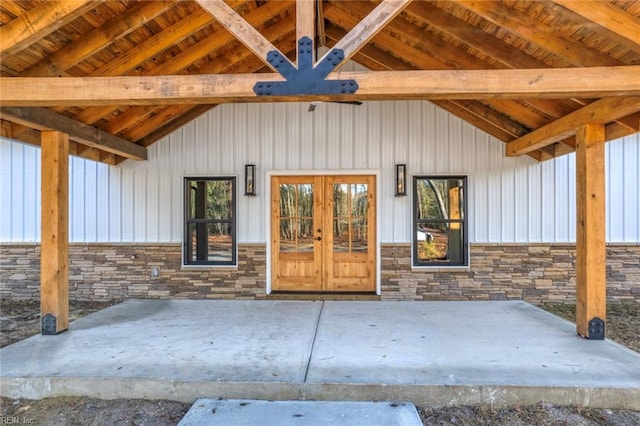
[351,219,368,252]
[332,183,369,253]
[297,184,313,217]
[351,184,368,217]
[298,219,314,252]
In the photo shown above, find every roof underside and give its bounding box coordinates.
[1,0,639,165]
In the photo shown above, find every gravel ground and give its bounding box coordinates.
[1,299,639,425]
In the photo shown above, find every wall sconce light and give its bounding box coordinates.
[395,164,407,196]
[244,164,256,196]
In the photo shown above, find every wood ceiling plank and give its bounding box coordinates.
[318,0,411,70]
[457,0,624,67]
[20,1,175,77]
[553,0,640,51]
[3,66,640,106]
[195,0,293,72]
[505,97,640,157]
[0,106,147,161]
[404,2,548,70]
[0,0,97,56]
[84,1,249,78]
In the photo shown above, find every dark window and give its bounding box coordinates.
[184,177,236,265]
[413,176,468,267]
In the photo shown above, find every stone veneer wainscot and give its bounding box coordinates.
[1,243,638,302]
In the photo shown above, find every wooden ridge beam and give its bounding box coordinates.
[196,0,294,73]
[0,0,96,56]
[0,107,147,161]
[317,0,411,70]
[505,97,640,157]
[2,66,639,107]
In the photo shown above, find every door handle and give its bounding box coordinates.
[317,229,322,233]
[316,237,322,241]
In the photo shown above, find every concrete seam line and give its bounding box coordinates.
[304,300,324,383]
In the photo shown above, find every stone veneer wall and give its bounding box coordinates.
[1,243,638,302]
[1,243,266,301]
[381,243,640,303]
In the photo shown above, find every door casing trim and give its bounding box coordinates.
[265,169,382,295]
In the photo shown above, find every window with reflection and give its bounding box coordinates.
[413,176,467,267]
[279,183,314,253]
[184,177,236,265]
[333,183,368,253]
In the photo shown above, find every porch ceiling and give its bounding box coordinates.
[1,0,639,164]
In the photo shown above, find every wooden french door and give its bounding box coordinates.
[271,175,376,292]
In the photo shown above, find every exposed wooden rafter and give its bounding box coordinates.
[505,97,640,157]
[552,0,640,51]
[19,1,174,77]
[0,0,96,56]
[0,107,147,161]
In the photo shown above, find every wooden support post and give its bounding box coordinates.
[575,123,606,340]
[41,131,69,335]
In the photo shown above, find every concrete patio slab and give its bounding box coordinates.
[307,301,640,387]
[178,399,422,426]
[1,300,639,409]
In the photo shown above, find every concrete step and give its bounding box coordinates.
[178,399,422,426]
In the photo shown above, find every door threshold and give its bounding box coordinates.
[267,292,380,301]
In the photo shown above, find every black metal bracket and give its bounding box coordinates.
[253,37,359,97]
[588,317,605,340]
[42,313,57,335]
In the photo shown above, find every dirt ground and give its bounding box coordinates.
[1,299,639,425]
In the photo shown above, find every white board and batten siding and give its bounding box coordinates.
[1,100,639,244]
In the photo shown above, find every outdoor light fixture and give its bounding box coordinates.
[395,164,407,196]
[244,164,256,196]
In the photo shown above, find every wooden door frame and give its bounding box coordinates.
[265,169,381,295]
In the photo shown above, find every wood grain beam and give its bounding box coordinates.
[3,66,639,106]
[196,0,294,72]
[0,107,147,161]
[575,123,606,339]
[40,130,70,335]
[553,0,640,51]
[317,0,411,70]
[20,1,174,77]
[505,97,640,157]
[297,0,316,58]
[0,0,96,56]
